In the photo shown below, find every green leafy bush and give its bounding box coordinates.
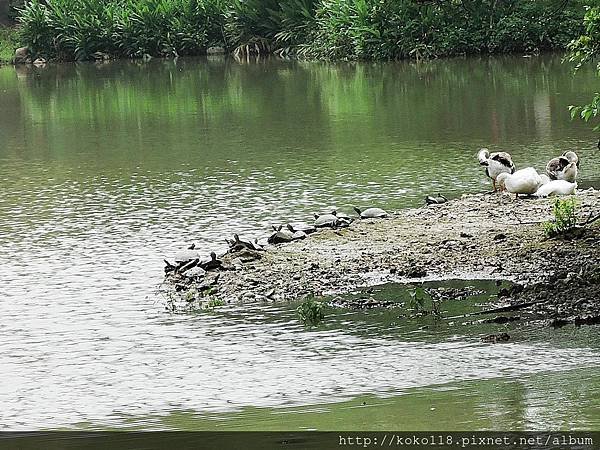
[543,198,579,238]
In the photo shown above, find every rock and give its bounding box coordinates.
[92,52,111,61]
[574,315,600,327]
[207,46,226,55]
[14,47,30,64]
[497,288,510,298]
[330,296,397,309]
[548,317,571,328]
[493,233,507,241]
[481,332,510,343]
[406,267,427,278]
[483,315,520,324]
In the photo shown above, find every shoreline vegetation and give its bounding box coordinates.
[162,190,600,329]
[0,0,596,64]
[0,25,18,63]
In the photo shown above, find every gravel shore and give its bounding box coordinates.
[162,189,600,325]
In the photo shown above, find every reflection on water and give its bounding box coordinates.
[156,367,600,431]
[0,55,599,430]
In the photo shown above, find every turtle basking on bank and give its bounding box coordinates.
[173,248,200,264]
[287,222,316,234]
[425,194,448,205]
[314,213,338,228]
[291,230,307,240]
[353,206,388,219]
[268,225,296,244]
[333,211,353,226]
[227,234,259,253]
[200,252,222,271]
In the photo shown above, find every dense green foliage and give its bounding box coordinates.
[310,0,589,60]
[568,6,600,129]
[18,0,226,60]
[14,0,594,61]
[0,26,18,63]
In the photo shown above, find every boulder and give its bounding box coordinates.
[14,47,30,64]
[207,46,226,55]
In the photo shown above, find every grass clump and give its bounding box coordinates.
[296,296,325,326]
[543,198,579,238]
[0,26,20,63]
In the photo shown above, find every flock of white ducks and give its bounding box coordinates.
[478,148,579,198]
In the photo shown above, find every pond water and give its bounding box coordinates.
[0,54,599,431]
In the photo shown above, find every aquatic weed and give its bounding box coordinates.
[408,288,442,319]
[296,296,325,326]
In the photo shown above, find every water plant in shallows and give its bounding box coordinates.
[296,296,325,326]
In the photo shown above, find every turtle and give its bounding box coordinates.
[287,222,316,234]
[252,238,266,251]
[268,225,295,244]
[200,251,222,271]
[425,194,448,205]
[333,211,354,226]
[353,206,388,219]
[175,257,200,276]
[314,213,338,228]
[164,259,177,274]
[255,236,270,248]
[318,207,338,216]
[183,265,206,278]
[291,230,307,240]
[174,249,200,263]
[228,234,255,253]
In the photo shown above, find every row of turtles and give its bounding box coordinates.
[164,206,390,277]
[266,207,388,245]
[232,206,389,248]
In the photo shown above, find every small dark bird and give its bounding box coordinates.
[187,243,196,250]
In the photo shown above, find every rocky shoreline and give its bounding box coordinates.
[161,189,600,327]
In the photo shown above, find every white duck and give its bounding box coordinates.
[534,180,577,198]
[546,151,579,183]
[478,148,516,191]
[496,168,544,197]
